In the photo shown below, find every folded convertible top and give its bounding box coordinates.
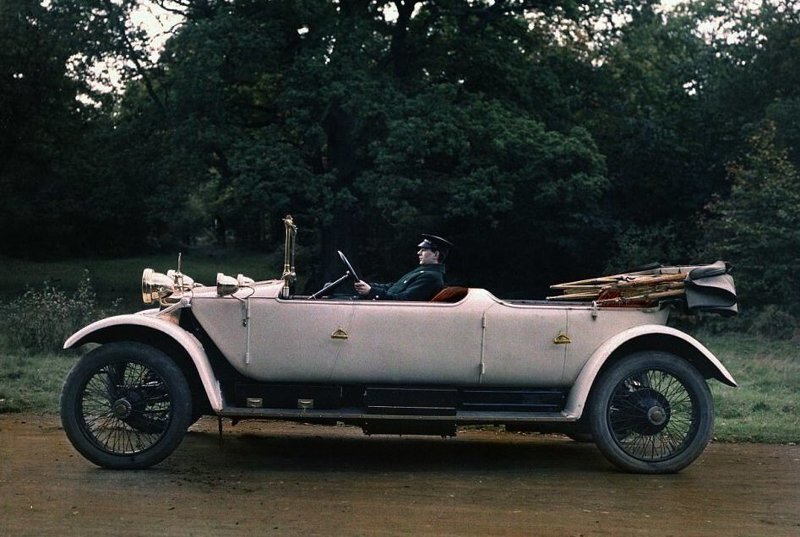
[548,260,738,316]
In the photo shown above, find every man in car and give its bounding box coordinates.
[354,234,452,300]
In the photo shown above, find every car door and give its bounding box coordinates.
[331,296,487,385]
[243,297,358,382]
[479,301,568,387]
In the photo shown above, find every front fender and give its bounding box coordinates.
[563,324,737,419]
[64,311,223,412]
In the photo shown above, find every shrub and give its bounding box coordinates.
[747,305,798,340]
[0,270,121,353]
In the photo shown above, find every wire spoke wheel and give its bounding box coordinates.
[61,342,191,469]
[80,362,172,455]
[608,369,695,462]
[590,351,714,474]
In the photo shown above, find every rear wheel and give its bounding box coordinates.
[60,342,192,469]
[589,351,714,474]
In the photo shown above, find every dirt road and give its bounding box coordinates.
[1,414,798,537]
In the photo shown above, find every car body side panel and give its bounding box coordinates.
[192,289,573,386]
[190,297,250,365]
[194,290,490,384]
[191,293,358,381]
[563,306,670,383]
[190,287,691,390]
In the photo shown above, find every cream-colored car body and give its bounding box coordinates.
[65,279,735,418]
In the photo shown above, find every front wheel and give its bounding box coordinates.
[60,342,192,469]
[589,351,714,474]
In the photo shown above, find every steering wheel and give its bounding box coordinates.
[309,251,361,299]
[337,250,360,282]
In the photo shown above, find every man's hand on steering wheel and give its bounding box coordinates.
[354,280,371,296]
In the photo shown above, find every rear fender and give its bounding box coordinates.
[64,311,223,412]
[563,325,736,419]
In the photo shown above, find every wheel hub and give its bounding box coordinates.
[112,398,132,419]
[626,388,672,436]
[647,405,667,426]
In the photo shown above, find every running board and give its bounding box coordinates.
[217,406,577,423]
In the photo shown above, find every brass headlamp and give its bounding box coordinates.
[216,273,255,297]
[142,268,177,305]
[142,254,198,305]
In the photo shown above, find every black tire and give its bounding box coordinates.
[60,342,192,469]
[589,351,714,474]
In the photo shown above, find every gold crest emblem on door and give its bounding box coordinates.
[331,328,349,340]
[553,332,571,345]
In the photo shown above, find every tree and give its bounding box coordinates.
[101,0,611,293]
[0,0,178,256]
[0,1,93,256]
[702,121,800,314]
[17,0,797,308]
[572,2,726,270]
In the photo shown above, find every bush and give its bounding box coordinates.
[747,305,798,340]
[0,270,121,353]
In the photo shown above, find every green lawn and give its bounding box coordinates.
[0,352,73,414]
[705,334,800,443]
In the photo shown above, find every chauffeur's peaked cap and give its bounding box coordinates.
[418,234,453,253]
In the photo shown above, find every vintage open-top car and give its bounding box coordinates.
[60,217,738,473]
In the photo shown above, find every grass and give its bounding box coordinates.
[0,352,74,414]
[0,255,798,444]
[704,334,800,443]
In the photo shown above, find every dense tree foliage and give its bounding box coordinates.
[2,0,799,309]
[704,122,800,313]
[0,0,88,256]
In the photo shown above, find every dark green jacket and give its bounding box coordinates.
[366,264,445,301]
